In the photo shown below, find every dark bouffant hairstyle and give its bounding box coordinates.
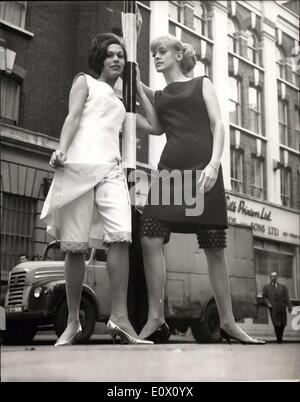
[88,33,127,76]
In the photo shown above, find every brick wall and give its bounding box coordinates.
[1,1,151,163]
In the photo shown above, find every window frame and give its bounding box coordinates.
[251,156,264,199]
[0,73,22,125]
[168,1,183,24]
[246,30,259,65]
[294,106,300,151]
[230,147,244,193]
[291,59,300,88]
[280,168,291,207]
[191,59,209,79]
[249,85,262,134]
[228,76,242,126]
[255,247,295,298]
[192,2,207,37]
[227,18,239,55]
[278,98,289,146]
[0,1,27,29]
[276,46,287,80]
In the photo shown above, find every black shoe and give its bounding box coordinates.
[145,323,170,344]
[220,328,266,345]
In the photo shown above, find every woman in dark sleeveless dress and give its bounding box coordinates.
[136,34,265,345]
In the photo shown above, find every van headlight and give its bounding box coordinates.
[34,286,43,298]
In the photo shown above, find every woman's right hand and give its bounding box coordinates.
[49,150,66,168]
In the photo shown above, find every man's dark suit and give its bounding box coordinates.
[263,282,292,343]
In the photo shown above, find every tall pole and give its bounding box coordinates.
[122,1,148,332]
[122,1,137,170]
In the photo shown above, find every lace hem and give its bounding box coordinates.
[139,218,171,244]
[196,230,227,249]
[61,241,89,253]
[103,232,132,245]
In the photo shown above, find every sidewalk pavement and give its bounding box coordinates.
[2,337,300,382]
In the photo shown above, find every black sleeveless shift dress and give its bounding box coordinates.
[142,76,228,233]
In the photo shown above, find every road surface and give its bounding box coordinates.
[1,334,300,382]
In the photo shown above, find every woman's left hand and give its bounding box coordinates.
[198,162,219,193]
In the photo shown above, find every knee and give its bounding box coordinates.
[108,242,129,257]
[109,241,129,250]
[141,236,164,255]
[66,251,85,260]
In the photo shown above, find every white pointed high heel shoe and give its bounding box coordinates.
[54,325,82,347]
[107,320,153,345]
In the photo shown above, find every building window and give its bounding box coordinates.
[230,148,244,193]
[0,74,21,125]
[228,77,242,126]
[278,99,289,146]
[276,47,287,80]
[168,1,183,23]
[295,106,300,151]
[0,1,27,29]
[280,168,291,207]
[227,18,239,54]
[291,58,300,88]
[255,248,295,298]
[192,59,209,78]
[246,30,258,65]
[251,157,264,199]
[1,193,35,278]
[193,2,207,36]
[249,86,262,134]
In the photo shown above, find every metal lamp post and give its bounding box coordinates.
[122,1,148,332]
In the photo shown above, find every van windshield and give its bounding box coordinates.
[42,243,66,261]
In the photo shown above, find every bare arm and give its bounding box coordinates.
[141,82,156,105]
[136,67,164,136]
[203,77,225,169]
[136,114,162,136]
[198,77,225,193]
[50,75,88,167]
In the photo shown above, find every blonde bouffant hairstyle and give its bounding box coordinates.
[150,35,197,76]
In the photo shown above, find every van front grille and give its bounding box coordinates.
[8,271,26,306]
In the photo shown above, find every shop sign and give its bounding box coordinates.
[226,193,300,245]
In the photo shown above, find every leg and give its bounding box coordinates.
[274,325,281,343]
[94,165,137,337]
[139,236,166,339]
[55,189,94,345]
[276,325,284,343]
[55,251,86,345]
[204,248,262,343]
[65,252,86,325]
[280,325,285,342]
[106,241,138,337]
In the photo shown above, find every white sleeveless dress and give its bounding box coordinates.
[41,73,130,250]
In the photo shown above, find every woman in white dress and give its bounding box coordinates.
[41,34,156,346]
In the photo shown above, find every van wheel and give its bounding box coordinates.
[191,302,221,343]
[3,321,37,345]
[54,296,96,343]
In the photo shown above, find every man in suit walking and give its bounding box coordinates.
[263,272,293,343]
